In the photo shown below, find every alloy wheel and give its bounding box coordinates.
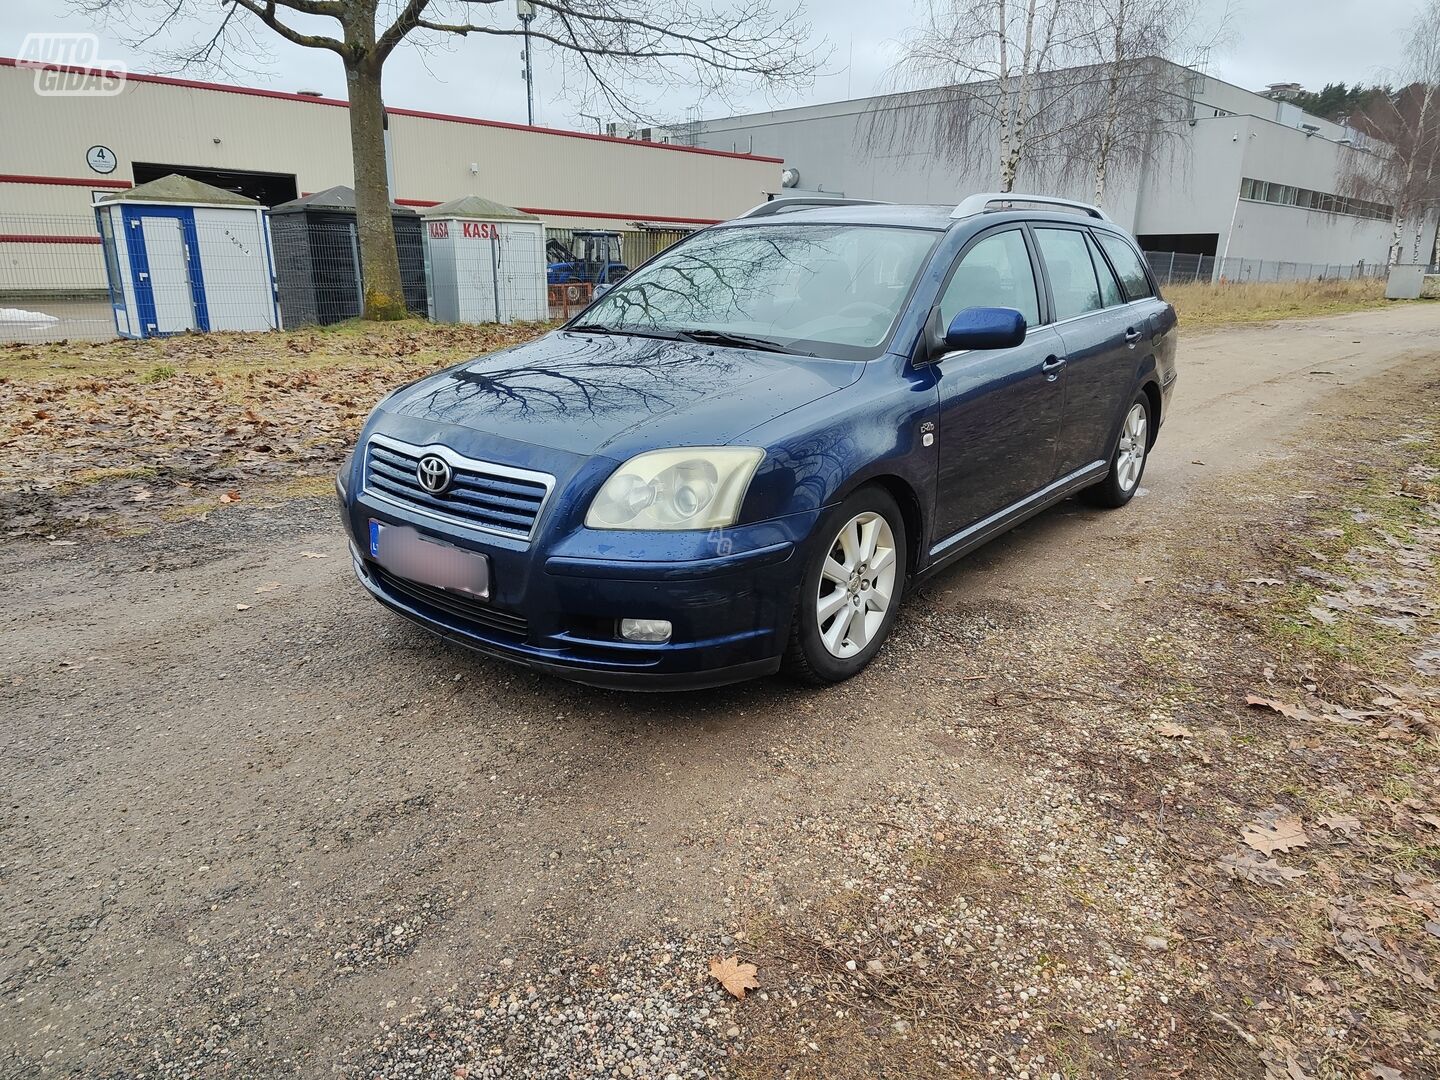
[1115,402,1148,492]
[816,511,898,659]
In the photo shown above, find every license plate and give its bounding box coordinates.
[369,520,490,599]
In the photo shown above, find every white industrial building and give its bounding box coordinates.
[0,54,779,308]
[690,62,1408,273]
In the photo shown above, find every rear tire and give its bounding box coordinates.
[1082,392,1152,509]
[783,486,908,685]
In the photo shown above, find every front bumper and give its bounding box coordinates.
[342,496,819,691]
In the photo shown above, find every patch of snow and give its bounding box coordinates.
[0,308,61,325]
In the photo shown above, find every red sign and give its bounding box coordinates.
[463,221,499,240]
[428,220,448,239]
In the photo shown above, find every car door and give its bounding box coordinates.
[1032,225,1136,475]
[1093,227,1176,380]
[930,226,1068,541]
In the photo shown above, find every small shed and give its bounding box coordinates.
[93,174,278,339]
[422,196,547,324]
[267,185,427,327]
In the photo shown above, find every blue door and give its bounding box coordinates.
[929,226,1067,541]
[122,206,210,337]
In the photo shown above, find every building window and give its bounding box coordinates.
[1238,176,1392,221]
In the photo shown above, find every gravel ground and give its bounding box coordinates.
[2,306,1439,1078]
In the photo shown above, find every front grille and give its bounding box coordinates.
[372,565,530,641]
[364,437,551,540]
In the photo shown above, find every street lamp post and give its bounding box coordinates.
[517,0,535,126]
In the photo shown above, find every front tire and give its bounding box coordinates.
[1082,392,1152,509]
[783,486,908,685]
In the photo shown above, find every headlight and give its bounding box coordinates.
[585,447,764,530]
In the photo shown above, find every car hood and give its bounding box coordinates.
[380,329,863,459]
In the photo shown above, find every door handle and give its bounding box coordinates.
[1040,355,1066,381]
[1124,327,1143,344]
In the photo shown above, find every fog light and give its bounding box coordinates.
[620,618,672,643]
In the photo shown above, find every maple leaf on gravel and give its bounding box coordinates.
[708,955,759,1000]
[1242,807,1309,855]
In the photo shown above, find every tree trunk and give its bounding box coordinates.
[345,56,410,321]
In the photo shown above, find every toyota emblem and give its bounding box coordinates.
[415,454,453,494]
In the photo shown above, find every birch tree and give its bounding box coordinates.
[76,0,821,320]
[1066,0,1203,206]
[868,0,1082,193]
[1342,0,1440,264]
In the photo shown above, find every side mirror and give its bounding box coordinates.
[943,306,1027,351]
[592,282,613,299]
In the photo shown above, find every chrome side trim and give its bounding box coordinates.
[363,432,556,545]
[929,459,1108,557]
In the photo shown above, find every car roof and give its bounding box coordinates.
[721,203,957,230]
[719,201,1135,238]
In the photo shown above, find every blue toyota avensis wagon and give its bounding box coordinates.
[337,193,1178,690]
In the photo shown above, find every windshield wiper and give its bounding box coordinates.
[672,329,809,355]
[569,323,680,342]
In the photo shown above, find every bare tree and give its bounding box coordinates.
[1065,0,1207,206]
[77,0,821,320]
[1342,0,1440,263]
[869,0,1082,193]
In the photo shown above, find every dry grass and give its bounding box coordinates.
[1167,278,1393,330]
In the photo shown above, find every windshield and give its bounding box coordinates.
[573,223,940,359]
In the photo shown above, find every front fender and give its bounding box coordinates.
[739,354,939,549]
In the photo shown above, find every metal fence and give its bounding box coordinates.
[1143,250,1391,287]
[544,226,693,274]
[1,213,115,342]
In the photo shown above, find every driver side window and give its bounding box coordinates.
[938,229,1041,330]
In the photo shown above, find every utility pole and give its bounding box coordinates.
[517,0,535,126]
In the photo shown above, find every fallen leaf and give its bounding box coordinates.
[1317,815,1362,836]
[129,489,153,503]
[708,955,759,1000]
[1218,852,1306,886]
[235,603,251,611]
[219,490,241,504]
[1154,722,1193,739]
[1242,807,1308,855]
[1245,695,1320,723]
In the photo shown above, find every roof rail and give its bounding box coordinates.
[952,192,1111,222]
[738,196,889,219]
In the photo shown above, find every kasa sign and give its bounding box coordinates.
[427,221,503,240]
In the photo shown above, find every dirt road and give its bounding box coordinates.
[3,305,1439,1078]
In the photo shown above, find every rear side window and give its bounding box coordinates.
[1034,228,1102,321]
[1094,232,1155,301]
[938,229,1040,328]
[1086,233,1126,308]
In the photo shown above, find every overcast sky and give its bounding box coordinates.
[0,0,1424,131]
